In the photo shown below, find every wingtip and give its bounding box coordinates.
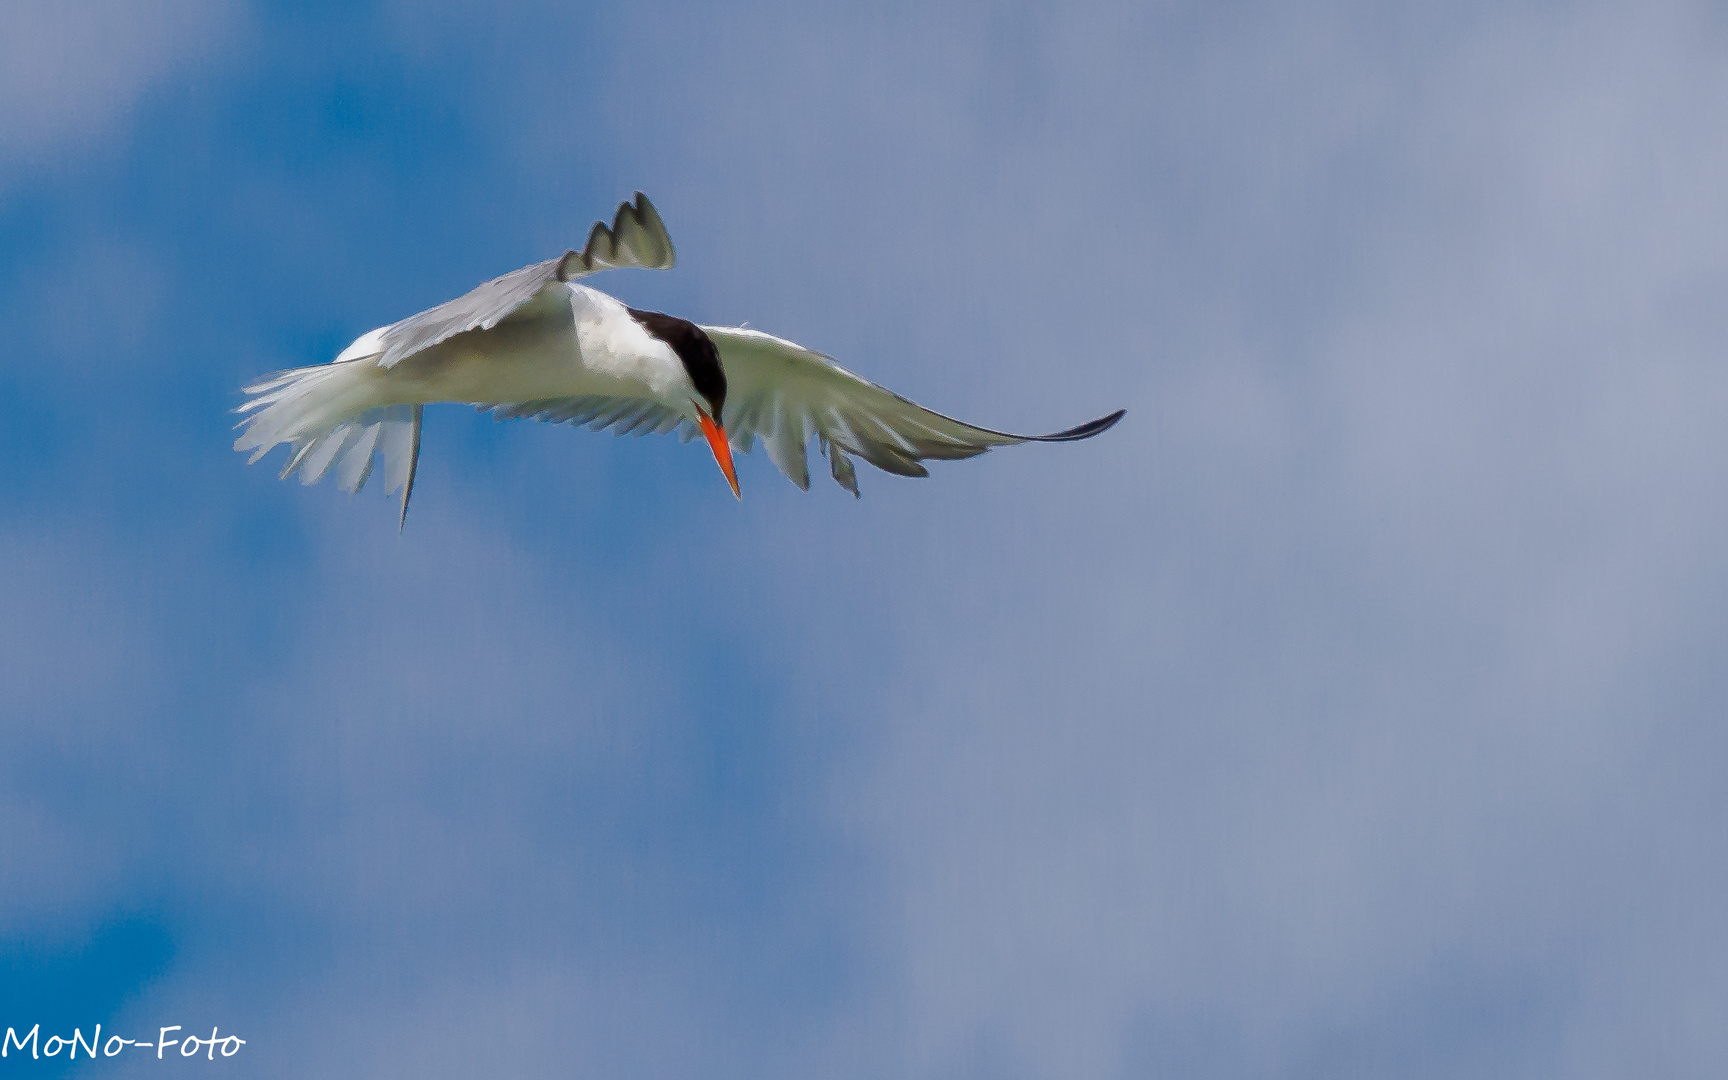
[1033,408,1126,442]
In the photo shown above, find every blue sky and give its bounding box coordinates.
[3,1,1727,1076]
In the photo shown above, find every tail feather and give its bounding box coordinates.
[337,421,382,493]
[235,360,423,527]
[298,422,355,485]
[401,405,422,532]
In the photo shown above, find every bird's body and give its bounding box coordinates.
[327,283,697,411]
[236,193,1124,527]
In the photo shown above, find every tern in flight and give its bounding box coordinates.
[236,193,1125,528]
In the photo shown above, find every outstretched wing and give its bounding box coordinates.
[371,192,675,369]
[701,325,1125,495]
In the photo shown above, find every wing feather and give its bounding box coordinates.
[826,440,860,497]
[612,402,663,436]
[763,397,811,490]
[476,397,686,440]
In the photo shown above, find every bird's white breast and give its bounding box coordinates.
[566,284,688,399]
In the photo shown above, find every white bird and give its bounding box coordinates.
[236,193,1125,529]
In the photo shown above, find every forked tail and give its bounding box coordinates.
[234,362,423,531]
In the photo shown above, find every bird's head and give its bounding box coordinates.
[629,307,739,499]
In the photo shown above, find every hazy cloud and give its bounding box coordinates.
[0,0,241,174]
[4,1,1726,1077]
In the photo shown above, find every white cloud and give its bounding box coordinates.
[0,0,241,173]
[519,1,1728,1075]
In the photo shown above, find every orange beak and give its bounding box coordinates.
[697,411,741,499]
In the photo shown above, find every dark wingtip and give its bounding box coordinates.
[1029,408,1126,442]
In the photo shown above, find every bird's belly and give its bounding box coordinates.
[382,317,644,405]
